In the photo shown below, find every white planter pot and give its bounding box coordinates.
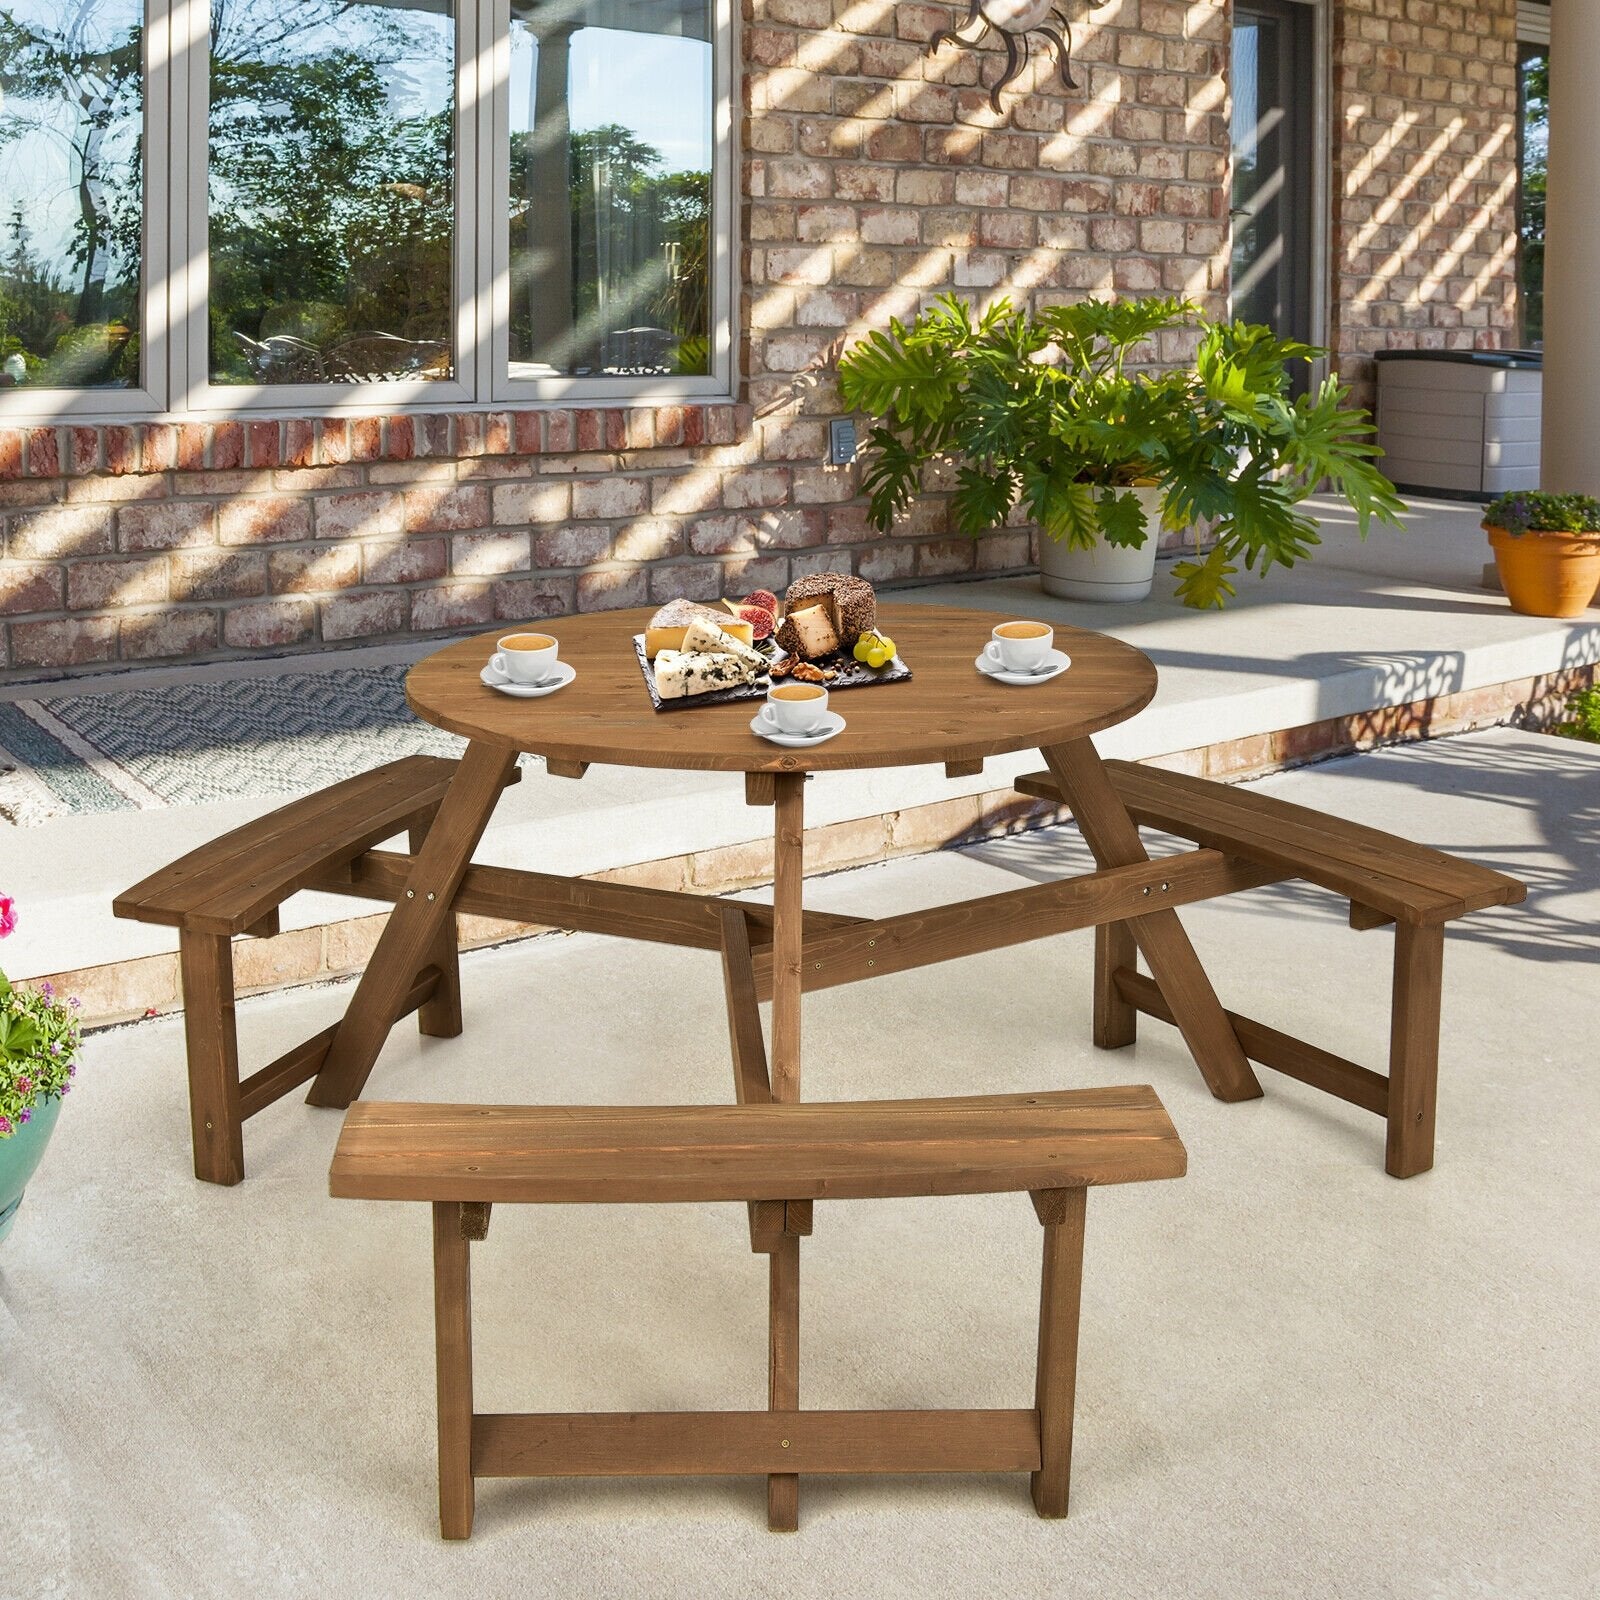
[1037,485,1164,602]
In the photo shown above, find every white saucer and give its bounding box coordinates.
[479,659,576,698]
[750,708,846,747]
[974,648,1072,686]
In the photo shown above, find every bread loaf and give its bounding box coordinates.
[774,572,877,658]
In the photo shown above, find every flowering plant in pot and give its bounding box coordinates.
[0,894,82,1242]
[1482,492,1600,618]
[837,294,1405,606]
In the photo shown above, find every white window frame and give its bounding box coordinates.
[0,0,171,423]
[488,0,736,405]
[0,0,735,425]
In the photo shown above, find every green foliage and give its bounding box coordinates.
[0,894,82,1139]
[1520,51,1546,345]
[1483,491,1600,535]
[837,293,1407,610]
[1554,687,1600,744]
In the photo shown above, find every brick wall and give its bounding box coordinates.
[0,0,1233,678]
[0,0,1529,678]
[1327,0,1520,409]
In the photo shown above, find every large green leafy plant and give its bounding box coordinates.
[837,295,1406,607]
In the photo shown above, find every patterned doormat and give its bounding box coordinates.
[0,665,469,826]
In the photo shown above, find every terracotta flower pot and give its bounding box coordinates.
[1485,525,1600,619]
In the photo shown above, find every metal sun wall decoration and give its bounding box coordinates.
[929,0,1108,114]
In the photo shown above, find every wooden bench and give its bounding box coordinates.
[1014,758,1526,1177]
[329,1087,1187,1536]
[114,756,516,1186]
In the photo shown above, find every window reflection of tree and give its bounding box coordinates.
[208,0,454,385]
[0,0,142,388]
[509,0,712,379]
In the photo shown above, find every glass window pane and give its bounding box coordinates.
[0,1,143,390]
[208,0,455,386]
[509,0,714,380]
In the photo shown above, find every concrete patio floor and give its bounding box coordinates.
[3,727,1596,1599]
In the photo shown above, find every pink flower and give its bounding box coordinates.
[0,894,15,939]
[0,1116,11,1136]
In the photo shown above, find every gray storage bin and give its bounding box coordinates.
[1374,349,1542,500]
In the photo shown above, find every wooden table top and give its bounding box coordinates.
[405,602,1158,773]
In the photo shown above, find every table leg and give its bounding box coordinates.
[307,742,518,1109]
[767,771,805,1530]
[1042,739,1262,1103]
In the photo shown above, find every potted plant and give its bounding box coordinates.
[837,294,1406,606]
[0,893,82,1242]
[1482,492,1600,618]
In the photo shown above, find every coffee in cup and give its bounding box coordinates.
[491,632,559,685]
[759,680,829,736]
[985,620,1054,674]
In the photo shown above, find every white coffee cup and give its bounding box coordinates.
[490,632,560,685]
[985,620,1054,674]
[759,680,830,736]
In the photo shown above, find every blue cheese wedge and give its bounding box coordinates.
[653,648,757,699]
[680,617,767,672]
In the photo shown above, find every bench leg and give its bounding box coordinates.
[1043,740,1261,1104]
[1387,923,1444,1178]
[1031,1187,1086,1518]
[433,1202,476,1539]
[1093,921,1139,1050]
[768,1231,801,1533]
[410,821,463,1040]
[178,931,245,1186]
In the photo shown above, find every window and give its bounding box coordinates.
[0,0,732,418]
[0,0,145,391]
[506,0,714,383]
[208,0,457,386]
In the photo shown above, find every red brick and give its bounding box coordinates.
[320,590,408,641]
[314,491,402,541]
[577,565,649,611]
[512,410,542,455]
[70,428,102,475]
[385,416,415,460]
[169,551,268,602]
[222,599,315,649]
[142,424,176,473]
[0,430,21,479]
[411,581,495,631]
[269,546,362,593]
[493,574,574,622]
[177,424,208,473]
[454,531,533,575]
[404,485,491,534]
[0,563,63,615]
[362,538,447,585]
[210,423,244,471]
[245,422,281,469]
[221,496,314,546]
[571,477,649,520]
[535,525,612,568]
[120,609,220,661]
[9,616,118,668]
[67,557,166,610]
[283,420,315,469]
[27,428,61,477]
[545,410,577,452]
[119,502,216,553]
[7,506,114,560]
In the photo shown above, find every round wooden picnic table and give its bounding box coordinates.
[404,603,1159,772]
[318,599,1256,1532]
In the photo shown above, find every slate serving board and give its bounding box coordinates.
[632,634,913,713]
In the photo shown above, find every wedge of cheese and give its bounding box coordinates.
[645,599,755,658]
[680,617,767,672]
[781,601,841,660]
[653,648,757,699]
